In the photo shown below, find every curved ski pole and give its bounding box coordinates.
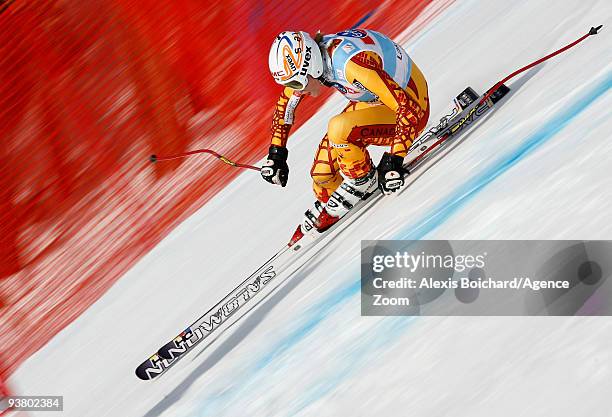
[149,149,261,172]
[409,25,603,172]
[480,25,603,105]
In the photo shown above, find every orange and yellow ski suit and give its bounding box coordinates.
[269,29,430,202]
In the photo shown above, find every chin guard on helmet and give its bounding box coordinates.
[269,31,324,90]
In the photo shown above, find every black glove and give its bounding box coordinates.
[261,145,289,187]
[377,152,405,195]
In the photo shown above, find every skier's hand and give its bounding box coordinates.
[261,145,289,187]
[377,152,405,195]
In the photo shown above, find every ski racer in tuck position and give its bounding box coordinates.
[262,29,430,244]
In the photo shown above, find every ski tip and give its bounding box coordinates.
[589,25,603,35]
[135,367,147,380]
[135,356,158,381]
[149,154,158,163]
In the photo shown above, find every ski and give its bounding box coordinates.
[135,83,510,380]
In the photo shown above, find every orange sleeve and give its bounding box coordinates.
[345,51,419,157]
[270,87,304,147]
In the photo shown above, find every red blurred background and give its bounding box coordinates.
[0,0,435,383]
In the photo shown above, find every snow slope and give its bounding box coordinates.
[9,0,612,416]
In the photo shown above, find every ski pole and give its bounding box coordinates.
[149,149,261,172]
[409,24,603,171]
[480,25,603,105]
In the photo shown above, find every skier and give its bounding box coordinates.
[262,29,430,243]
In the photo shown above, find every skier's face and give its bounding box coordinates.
[302,76,323,97]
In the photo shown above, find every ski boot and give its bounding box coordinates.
[288,168,378,246]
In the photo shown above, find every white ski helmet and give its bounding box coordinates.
[268,31,324,90]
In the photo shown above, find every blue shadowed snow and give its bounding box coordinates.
[284,316,415,417]
[397,72,611,240]
[254,279,361,372]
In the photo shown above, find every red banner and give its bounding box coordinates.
[0,0,435,378]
